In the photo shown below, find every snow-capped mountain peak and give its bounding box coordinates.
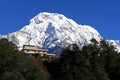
[1,12,119,54]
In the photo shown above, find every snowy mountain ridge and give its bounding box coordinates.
[0,12,120,54]
[108,40,120,52]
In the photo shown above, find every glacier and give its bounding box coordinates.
[0,12,120,54]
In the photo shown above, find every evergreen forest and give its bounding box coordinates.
[0,38,120,80]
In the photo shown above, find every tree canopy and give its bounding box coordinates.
[1,38,120,80]
[45,39,120,80]
[0,38,47,80]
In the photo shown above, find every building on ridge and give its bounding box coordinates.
[21,45,56,61]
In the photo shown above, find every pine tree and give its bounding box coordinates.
[58,44,96,80]
[99,39,120,80]
[82,39,110,80]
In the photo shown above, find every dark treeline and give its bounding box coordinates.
[44,39,120,80]
[0,38,120,80]
[0,38,47,80]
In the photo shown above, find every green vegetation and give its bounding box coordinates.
[45,39,120,80]
[0,38,47,80]
[1,38,120,80]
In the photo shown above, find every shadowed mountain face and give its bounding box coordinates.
[0,12,120,54]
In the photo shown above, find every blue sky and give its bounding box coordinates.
[0,0,120,40]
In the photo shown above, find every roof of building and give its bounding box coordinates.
[22,45,48,52]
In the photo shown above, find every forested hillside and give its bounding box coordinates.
[0,38,120,80]
[44,39,120,80]
[0,38,48,80]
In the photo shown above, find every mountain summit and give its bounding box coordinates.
[1,12,120,54]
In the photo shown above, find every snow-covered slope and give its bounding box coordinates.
[1,12,119,54]
[108,40,120,52]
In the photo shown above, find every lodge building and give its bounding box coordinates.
[21,45,56,60]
